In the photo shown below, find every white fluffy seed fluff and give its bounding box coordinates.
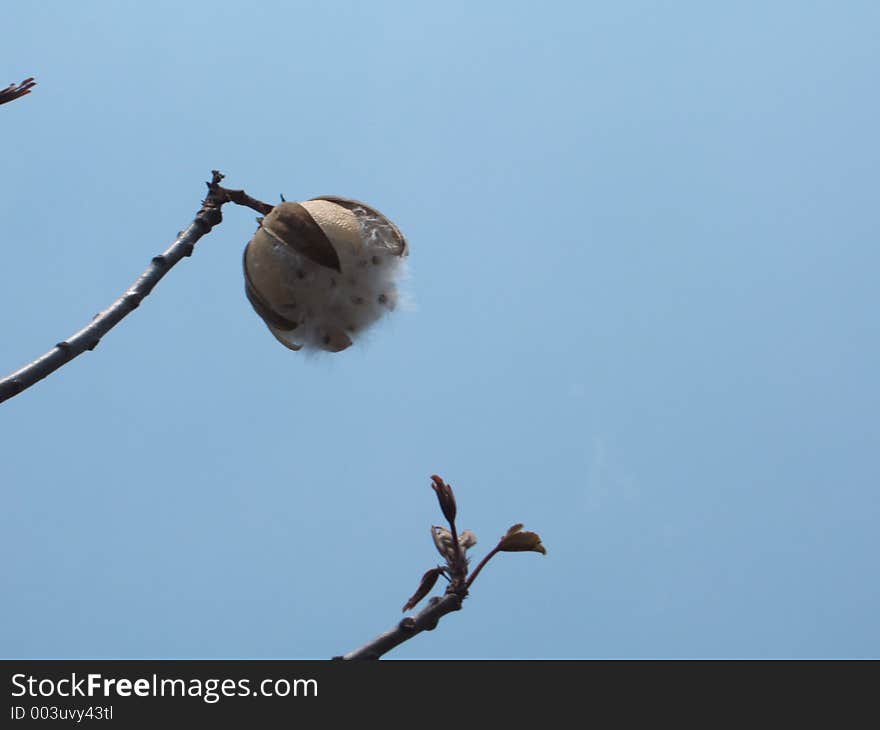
[244,198,407,353]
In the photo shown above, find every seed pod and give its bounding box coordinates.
[243,196,408,352]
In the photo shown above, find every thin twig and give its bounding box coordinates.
[210,182,274,216]
[0,171,273,405]
[465,545,501,590]
[0,77,36,106]
[339,593,463,660]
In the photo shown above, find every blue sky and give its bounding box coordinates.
[1,1,878,658]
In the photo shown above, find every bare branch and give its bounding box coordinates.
[0,171,273,405]
[0,77,36,106]
[339,593,463,660]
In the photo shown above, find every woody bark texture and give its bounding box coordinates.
[0,171,271,405]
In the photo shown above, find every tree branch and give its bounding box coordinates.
[0,77,36,106]
[339,593,463,660]
[0,171,272,405]
[338,476,546,659]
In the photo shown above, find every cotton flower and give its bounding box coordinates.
[243,196,408,352]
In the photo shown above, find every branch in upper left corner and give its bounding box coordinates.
[0,78,36,106]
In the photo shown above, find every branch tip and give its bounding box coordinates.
[0,170,265,405]
[0,77,37,106]
[430,474,457,525]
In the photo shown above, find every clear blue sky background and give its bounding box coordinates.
[2,1,878,658]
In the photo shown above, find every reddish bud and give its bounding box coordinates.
[430,474,457,523]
